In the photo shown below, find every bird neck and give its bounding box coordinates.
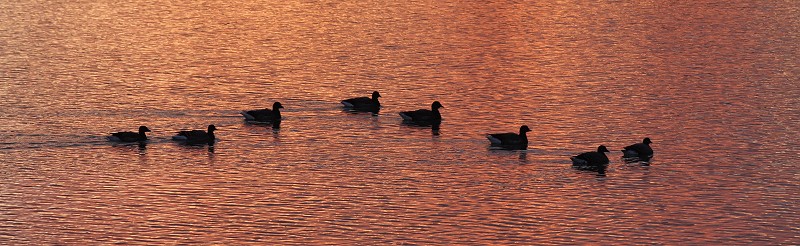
[138,131,147,139]
[273,107,281,118]
[207,132,215,145]
[371,98,381,110]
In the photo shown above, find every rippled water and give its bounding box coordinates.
[1,0,799,244]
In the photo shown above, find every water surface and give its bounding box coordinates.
[1,0,798,244]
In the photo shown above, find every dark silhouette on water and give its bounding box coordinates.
[571,145,611,168]
[271,119,281,129]
[138,142,147,154]
[622,138,653,162]
[108,126,151,142]
[487,125,532,150]
[399,101,443,126]
[172,125,216,145]
[341,91,381,113]
[242,102,283,123]
[431,122,441,136]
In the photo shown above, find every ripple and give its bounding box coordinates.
[1,0,799,245]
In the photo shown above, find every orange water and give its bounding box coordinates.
[1,1,798,244]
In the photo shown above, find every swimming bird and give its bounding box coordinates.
[487,125,532,149]
[622,138,653,160]
[108,126,151,142]
[341,91,381,112]
[399,101,443,125]
[242,102,283,123]
[571,145,611,166]
[172,125,216,145]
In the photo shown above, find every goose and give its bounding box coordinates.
[341,91,381,112]
[399,101,443,125]
[571,145,611,166]
[242,102,283,123]
[622,138,653,159]
[487,125,532,149]
[172,125,216,145]
[108,126,151,142]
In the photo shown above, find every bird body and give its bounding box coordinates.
[487,125,532,149]
[622,138,653,159]
[242,102,283,123]
[571,145,611,166]
[108,126,151,142]
[399,101,443,125]
[342,91,381,112]
[173,125,216,145]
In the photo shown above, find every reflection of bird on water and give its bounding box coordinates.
[487,125,532,150]
[431,123,441,135]
[108,126,151,142]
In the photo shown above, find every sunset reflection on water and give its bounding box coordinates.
[0,0,798,244]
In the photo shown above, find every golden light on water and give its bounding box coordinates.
[0,0,798,244]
